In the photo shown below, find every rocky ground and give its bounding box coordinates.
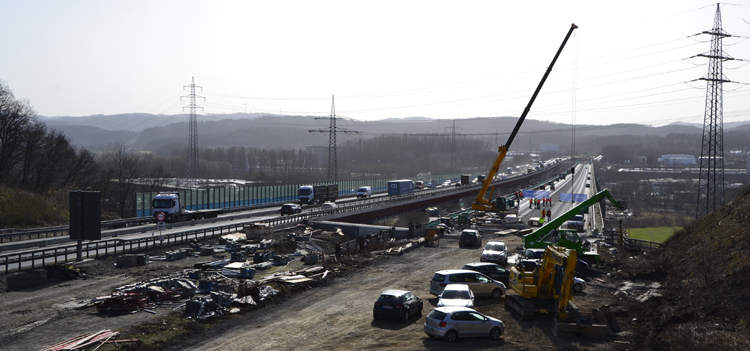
[0,223,665,351]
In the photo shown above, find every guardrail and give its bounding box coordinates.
[602,230,661,252]
[0,165,569,273]
[1,222,247,274]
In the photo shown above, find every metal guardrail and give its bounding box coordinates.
[1,222,247,274]
[0,164,569,273]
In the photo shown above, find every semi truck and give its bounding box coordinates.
[298,184,338,205]
[151,192,223,223]
[387,180,414,196]
[460,175,471,185]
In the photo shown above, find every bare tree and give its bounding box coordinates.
[100,142,141,217]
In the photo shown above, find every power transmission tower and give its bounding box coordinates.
[696,4,734,218]
[182,77,205,187]
[445,120,462,171]
[309,96,360,183]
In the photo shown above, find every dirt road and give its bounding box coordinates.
[180,234,621,351]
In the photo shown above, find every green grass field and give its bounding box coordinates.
[628,227,682,243]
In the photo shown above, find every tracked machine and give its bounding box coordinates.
[506,245,623,339]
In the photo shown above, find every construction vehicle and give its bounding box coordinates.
[152,192,223,223]
[506,245,620,339]
[522,189,627,264]
[472,24,577,212]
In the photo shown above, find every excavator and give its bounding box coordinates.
[472,23,578,213]
[522,189,627,264]
[506,245,623,339]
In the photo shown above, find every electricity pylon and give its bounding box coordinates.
[696,4,734,218]
[309,96,360,183]
[181,77,205,187]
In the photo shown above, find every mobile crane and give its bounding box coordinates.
[472,23,578,212]
[522,189,627,264]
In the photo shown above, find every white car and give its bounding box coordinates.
[437,284,474,308]
[321,202,338,210]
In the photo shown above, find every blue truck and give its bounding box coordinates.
[387,179,414,196]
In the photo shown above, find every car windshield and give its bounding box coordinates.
[357,188,367,192]
[299,189,311,195]
[153,199,172,208]
[486,243,505,251]
[442,290,471,299]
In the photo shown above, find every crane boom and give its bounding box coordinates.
[473,23,578,212]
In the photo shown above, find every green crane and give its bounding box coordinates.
[523,189,627,263]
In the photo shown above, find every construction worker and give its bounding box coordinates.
[547,209,552,221]
[540,210,546,224]
[529,198,533,209]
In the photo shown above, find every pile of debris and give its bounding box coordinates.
[39,329,139,350]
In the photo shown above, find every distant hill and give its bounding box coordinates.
[37,113,750,153]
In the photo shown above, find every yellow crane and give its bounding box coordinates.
[473,23,578,212]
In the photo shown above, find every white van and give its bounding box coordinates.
[503,214,518,224]
[356,186,372,198]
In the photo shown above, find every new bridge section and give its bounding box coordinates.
[325,163,569,224]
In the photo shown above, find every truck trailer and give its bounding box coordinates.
[298,184,339,205]
[152,192,223,223]
[387,180,414,196]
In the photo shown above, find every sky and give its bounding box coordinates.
[1,0,749,126]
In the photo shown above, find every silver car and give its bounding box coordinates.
[437,284,474,308]
[429,269,506,299]
[424,306,505,342]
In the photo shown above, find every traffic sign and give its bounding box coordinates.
[157,222,166,231]
[156,212,165,222]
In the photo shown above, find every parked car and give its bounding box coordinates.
[502,214,518,224]
[321,202,338,210]
[430,269,505,298]
[572,277,587,293]
[373,289,423,322]
[437,284,474,308]
[524,248,545,260]
[280,203,302,216]
[424,306,505,342]
[480,240,507,265]
[458,229,482,248]
[461,262,510,286]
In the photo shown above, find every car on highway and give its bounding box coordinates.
[280,203,302,215]
[373,289,423,322]
[424,306,505,342]
[458,229,482,248]
[436,284,474,308]
[480,240,507,265]
[461,262,510,286]
[320,202,338,210]
[430,269,506,298]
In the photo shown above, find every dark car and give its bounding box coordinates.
[373,289,423,322]
[459,229,482,248]
[461,262,510,286]
[280,203,302,215]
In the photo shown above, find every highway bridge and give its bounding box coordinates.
[0,163,571,273]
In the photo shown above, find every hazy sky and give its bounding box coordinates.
[1,1,749,126]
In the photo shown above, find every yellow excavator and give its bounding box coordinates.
[473,23,578,212]
[506,245,623,339]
